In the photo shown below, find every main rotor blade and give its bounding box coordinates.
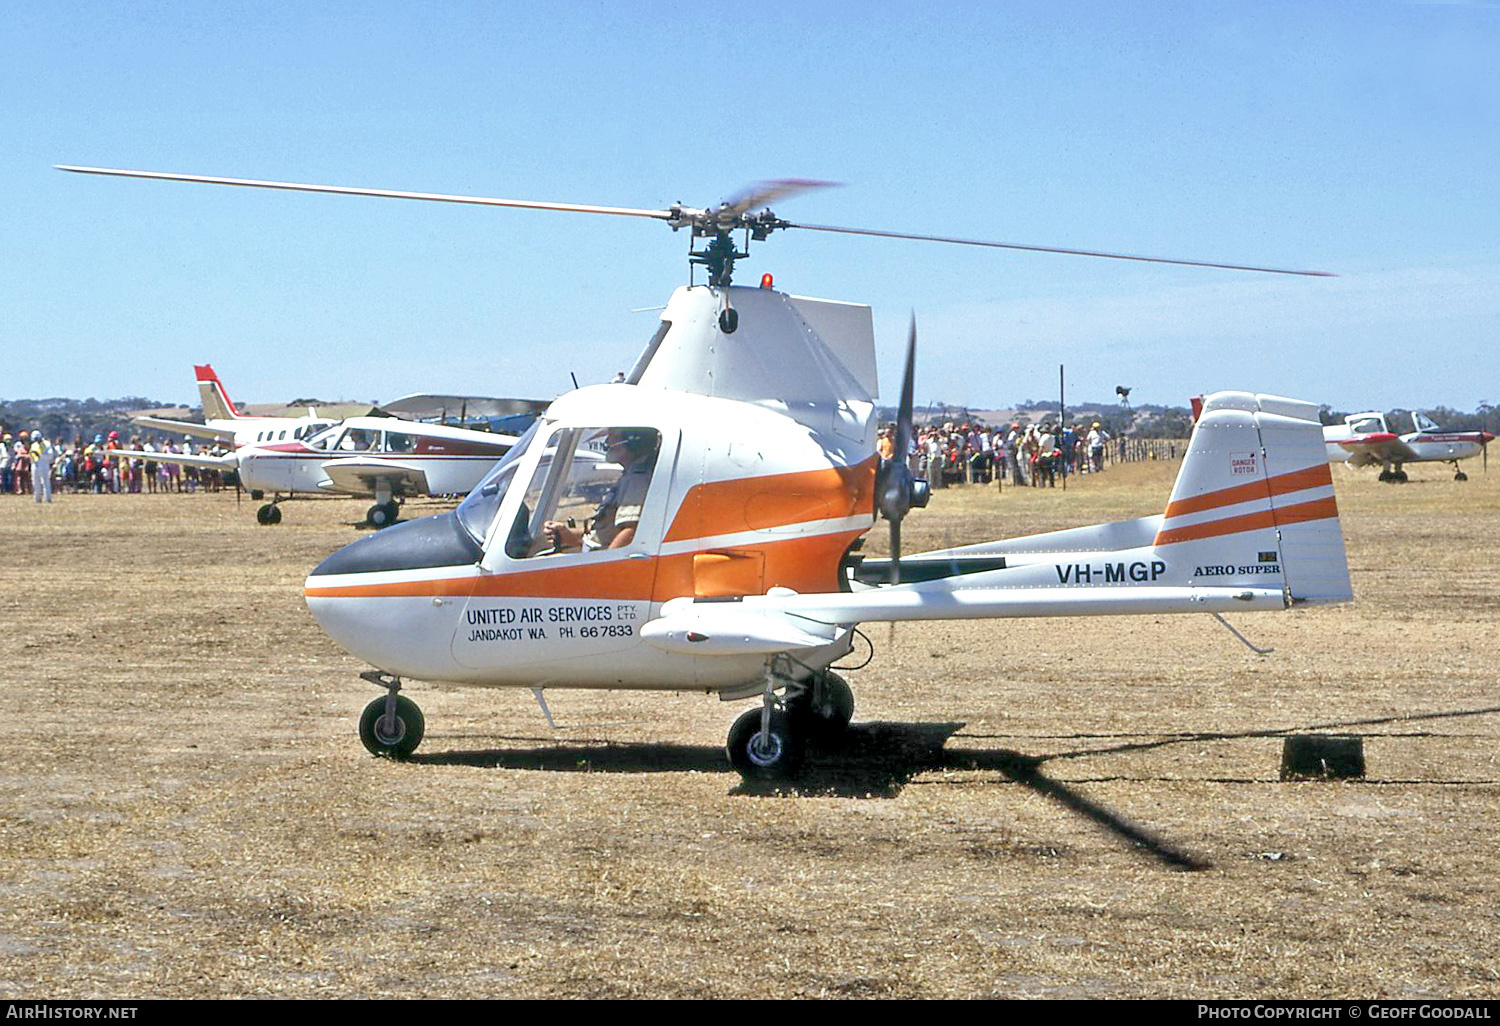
[717,178,840,219]
[56,166,677,222]
[785,221,1336,277]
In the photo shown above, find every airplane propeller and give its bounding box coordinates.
[875,316,930,585]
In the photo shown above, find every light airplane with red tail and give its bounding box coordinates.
[1324,410,1493,482]
[60,164,1348,779]
[116,415,523,527]
[132,363,340,448]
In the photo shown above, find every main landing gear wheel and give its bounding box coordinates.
[359,694,425,758]
[256,502,282,525]
[726,708,805,780]
[366,500,400,528]
[789,671,855,742]
[1455,470,1469,482]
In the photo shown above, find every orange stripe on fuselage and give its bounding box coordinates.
[1163,463,1333,519]
[663,458,876,544]
[304,530,865,602]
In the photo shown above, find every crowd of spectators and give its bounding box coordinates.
[880,419,1118,490]
[1,429,230,503]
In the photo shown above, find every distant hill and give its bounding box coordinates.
[0,396,164,444]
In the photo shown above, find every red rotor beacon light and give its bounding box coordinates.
[760,273,774,289]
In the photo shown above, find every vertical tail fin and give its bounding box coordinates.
[195,364,242,421]
[1155,392,1351,605]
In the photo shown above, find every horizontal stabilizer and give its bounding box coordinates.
[131,415,235,442]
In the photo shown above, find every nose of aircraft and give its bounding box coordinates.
[304,510,483,680]
[308,510,483,578]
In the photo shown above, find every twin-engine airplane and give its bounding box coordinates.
[60,164,1346,779]
[1324,410,1493,482]
[133,363,339,448]
[117,415,522,527]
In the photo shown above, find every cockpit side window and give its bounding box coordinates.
[1350,416,1384,435]
[337,428,378,452]
[506,426,662,559]
[385,431,417,454]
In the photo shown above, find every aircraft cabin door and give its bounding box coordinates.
[449,424,679,679]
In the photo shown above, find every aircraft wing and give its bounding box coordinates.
[642,578,1286,656]
[109,447,237,470]
[378,394,551,420]
[319,457,431,498]
[131,415,235,443]
[1334,432,1419,467]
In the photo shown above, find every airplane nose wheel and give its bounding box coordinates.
[256,502,282,525]
[358,673,425,757]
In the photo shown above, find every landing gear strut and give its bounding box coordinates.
[357,670,424,757]
[724,666,854,780]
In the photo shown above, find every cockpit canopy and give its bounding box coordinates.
[305,423,433,454]
[455,420,662,558]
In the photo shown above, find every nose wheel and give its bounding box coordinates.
[357,671,425,757]
[256,502,282,525]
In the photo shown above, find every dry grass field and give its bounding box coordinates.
[2,457,1497,999]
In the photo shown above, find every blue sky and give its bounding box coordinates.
[5,1,1497,413]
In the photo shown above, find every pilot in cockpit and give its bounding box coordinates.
[543,429,659,552]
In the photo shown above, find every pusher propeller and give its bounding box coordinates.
[875,316,930,585]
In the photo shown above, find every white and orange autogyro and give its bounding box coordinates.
[59,165,1345,779]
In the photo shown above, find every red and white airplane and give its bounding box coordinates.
[119,415,523,527]
[133,364,340,448]
[1324,410,1493,482]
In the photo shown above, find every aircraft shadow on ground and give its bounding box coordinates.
[412,720,967,795]
[964,703,1500,765]
[415,720,1207,869]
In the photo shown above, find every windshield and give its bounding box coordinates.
[454,419,543,543]
[306,424,342,450]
